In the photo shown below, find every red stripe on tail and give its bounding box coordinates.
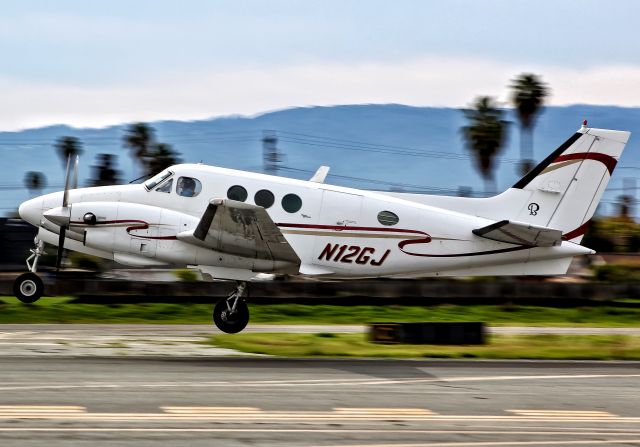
[553,152,617,175]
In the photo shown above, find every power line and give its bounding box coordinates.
[276,130,522,164]
[279,166,486,196]
[0,127,522,165]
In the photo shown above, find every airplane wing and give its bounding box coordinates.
[177,199,301,273]
[472,220,562,247]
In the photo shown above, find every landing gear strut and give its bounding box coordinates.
[213,281,249,334]
[13,238,45,303]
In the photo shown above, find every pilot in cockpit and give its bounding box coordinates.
[177,177,196,197]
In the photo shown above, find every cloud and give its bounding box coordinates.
[2,57,640,131]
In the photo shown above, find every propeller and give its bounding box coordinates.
[72,155,79,190]
[43,154,79,271]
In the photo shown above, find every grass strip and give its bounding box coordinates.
[1,297,640,326]
[208,332,640,360]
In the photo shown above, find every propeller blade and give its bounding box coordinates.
[56,154,75,271]
[56,226,66,271]
[62,155,72,208]
[72,155,79,190]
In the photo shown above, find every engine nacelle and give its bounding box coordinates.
[69,202,199,260]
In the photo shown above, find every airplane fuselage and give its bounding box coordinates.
[19,163,591,280]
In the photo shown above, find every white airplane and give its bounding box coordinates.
[15,123,630,333]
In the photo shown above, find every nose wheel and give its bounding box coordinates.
[14,238,45,303]
[14,272,44,304]
[213,282,250,334]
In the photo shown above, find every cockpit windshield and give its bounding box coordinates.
[144,170,173,191]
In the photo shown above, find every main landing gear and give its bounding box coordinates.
[13,238,45,304]
[213,281,249,334]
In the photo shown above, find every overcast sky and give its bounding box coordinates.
[2,0,640,130]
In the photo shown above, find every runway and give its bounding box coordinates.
[0,356,639,446]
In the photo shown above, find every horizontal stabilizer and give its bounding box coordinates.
[472,220,562,247]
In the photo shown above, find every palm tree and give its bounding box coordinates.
[54,136,83,169]
[511,73,549,175]
[461,96,509,195]
[146,143,181,175]
[24,171,47,197]
[90,154,121,186]
[123,123,154,176]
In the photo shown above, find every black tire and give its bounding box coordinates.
[13,272,44,304]
[213,299,249,334]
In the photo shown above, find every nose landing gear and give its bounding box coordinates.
[213,281,249,334]
[13,238,45,303]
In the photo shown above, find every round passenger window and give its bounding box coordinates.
[377,210,399,226]
[227,185,248,202]
[254,189,275,209]
[281,193,302,213]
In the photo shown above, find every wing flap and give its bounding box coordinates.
[178,199,300,273]
[472,220,562,247]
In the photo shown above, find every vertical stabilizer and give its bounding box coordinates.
[511,125,630,243]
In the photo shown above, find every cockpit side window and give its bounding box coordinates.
[155,178,173,193]
[144,170,173,190]
[177,176,202,197]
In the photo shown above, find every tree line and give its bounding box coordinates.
[24,123,181,196]
[24,76,549,197]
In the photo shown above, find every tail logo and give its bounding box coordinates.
[528,203,540,216]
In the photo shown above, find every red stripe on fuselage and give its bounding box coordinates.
[70,219,177,240]
[278,222,590,258]
[276,222,430,236]
[278,223,533,257]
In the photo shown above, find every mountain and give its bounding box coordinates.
[3,104,639,216]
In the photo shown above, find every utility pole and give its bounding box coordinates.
[457,186,472,197]
[623,177,637,219]
[262,130,281,175]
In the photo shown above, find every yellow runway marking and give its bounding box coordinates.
[0,406,86,414]
[334,408,435,415]
[162,406,262,414]
[0,428,640,436]
[508,410,616,418]
[0,407,637,423]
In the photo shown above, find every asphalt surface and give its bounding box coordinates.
[0,356,640,446]
[2,325,640,446]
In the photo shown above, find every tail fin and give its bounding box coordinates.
[511,125,630,243]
